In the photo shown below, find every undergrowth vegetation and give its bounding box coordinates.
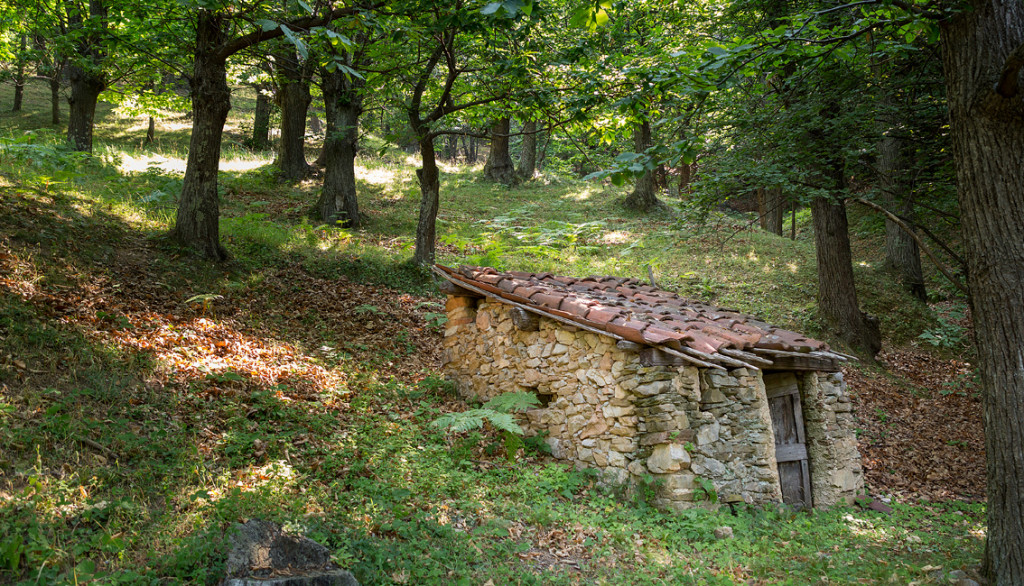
[0,80,982,584]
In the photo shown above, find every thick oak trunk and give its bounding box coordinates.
[252,87,272,150]
[66,68,105,152]
[171,10,231,261]
[941,2,1024,582]
[811,195,881,356]
[483,117,517,185]
[318,69,363,228]
[274,48,312,181]
[624,120,663,212]
[517,120,537,180]
[413,135,440,265]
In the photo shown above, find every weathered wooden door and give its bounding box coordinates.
[764,373,812,508]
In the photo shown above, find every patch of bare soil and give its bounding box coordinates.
[844,347,984,502]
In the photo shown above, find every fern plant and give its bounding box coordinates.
[433,391,541,461]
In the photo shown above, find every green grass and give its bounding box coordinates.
[0,78,981,584]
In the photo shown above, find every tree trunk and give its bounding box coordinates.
[50,77,61,126]
[145,116,155,145]
[758,186,785,235]
[66,68,105,152]
[274,47,312,181]
[517,119,537,180]
[318,68,363,228]
[877,92,926,301]
[64,0,107,153]
[810,195,882,356]
[171,10,231,261]
[941,2,1024,582]
[623,120,663,212]
[483,117,517,184]
[413,134,440,265]
[252,87,272,150]
[12,33,26,112]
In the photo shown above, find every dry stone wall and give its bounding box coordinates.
[800,372,864,506]
[443,294,861,510]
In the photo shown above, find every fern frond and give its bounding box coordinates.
[483,391,541,414]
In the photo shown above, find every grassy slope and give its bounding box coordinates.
[0,79,982,585]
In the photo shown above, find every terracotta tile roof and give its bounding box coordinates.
[435,264,849,371]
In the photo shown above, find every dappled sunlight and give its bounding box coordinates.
[601,230,635,245]
[562,185,600,202]
[356,164,398,185]
[114,151,273,175]
[787,262,799,273]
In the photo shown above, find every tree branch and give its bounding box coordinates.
[216,5,365,60]
[849,197,969,296]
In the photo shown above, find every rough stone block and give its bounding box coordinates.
[647,443,690,474]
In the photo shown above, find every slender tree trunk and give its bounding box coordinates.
[50,77,61,126]
[145,116,155,144]
[318,68,363,228]
[413,133,440,265]
[624,120,663,212]
[517,119,537,180]
[252,87,272,150]
[941,2,1024,582]
[483,117,517,184]
[811,194,881,356]
[12,33,26,112]
[274,47,312,181]
[171,10,231,261]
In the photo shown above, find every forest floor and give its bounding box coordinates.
[0,81,986,585]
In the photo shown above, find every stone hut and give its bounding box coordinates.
[435,265,863,511]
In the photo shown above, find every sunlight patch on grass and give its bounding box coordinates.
[601,230,634,245]
[787,262,799,273]
[356,165,398,185]
[114,152,273,175]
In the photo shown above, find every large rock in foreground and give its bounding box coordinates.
[223,519,359,586]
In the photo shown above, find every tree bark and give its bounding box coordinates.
[413,134,440,265]
[65,0,107,153]
[50,77,61,126]
[145,116,155,145]
[517,119,537,180]
[623,120,663,212]
[811,194,882,356]
[66,69,105,152]
[317,67,363,228]
[941,2,1024,582]
[171,10,231,261]
[757,186,785,235]
[483,117,517,184]
[274,46,312,181]
[877,92,926,301]
[12,33,26,112]
[252,86,272,150]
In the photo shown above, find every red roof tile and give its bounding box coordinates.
[434,265,833,366]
